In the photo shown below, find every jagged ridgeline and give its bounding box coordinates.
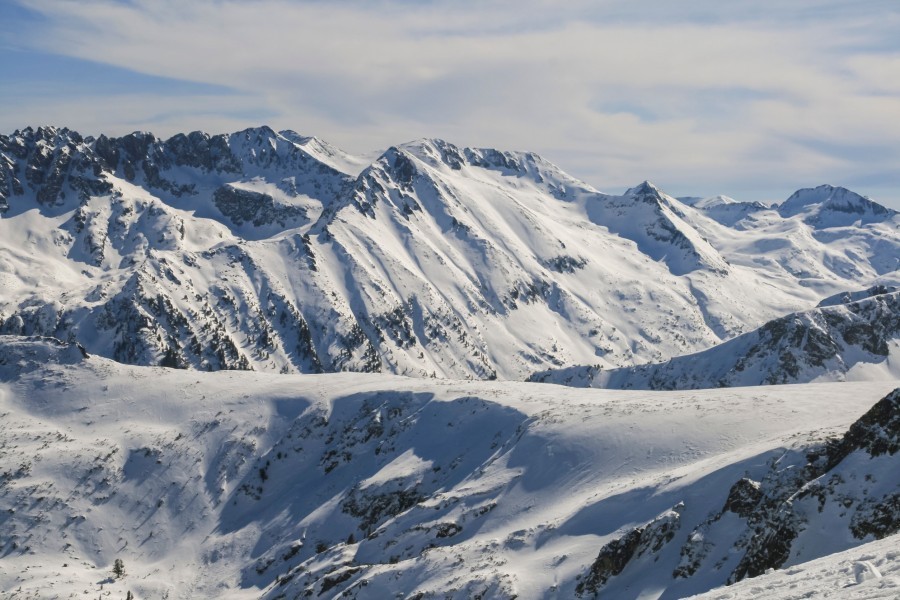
[1,126,898,379]
[532,285,900,388]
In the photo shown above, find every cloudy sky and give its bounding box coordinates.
[2,0,899,207]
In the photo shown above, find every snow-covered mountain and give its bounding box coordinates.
[4,123,899,600]
[1,126,898,380]
[1,336,898,599]
[778,184,898,228]
[678,194,770,227]
[531,285,900,389]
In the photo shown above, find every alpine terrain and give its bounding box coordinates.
[1,338,899,599]
[1,127,898,380]
[0,125,899,600]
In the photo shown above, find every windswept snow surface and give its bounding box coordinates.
[1,337,898,599]
[686,535,900,599]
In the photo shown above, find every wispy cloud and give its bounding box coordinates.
[2,0,899,206]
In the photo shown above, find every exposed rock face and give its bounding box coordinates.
[729,392,900,581]
[729,512,801,583]
[0,127,113,210]
[850,494,900,540]
[0,125,349,217]
[703,388,899,585]
[723,478,763,518]
[577,528,644,595]
[817,284,899,308]
[826,388,900,464]
[213,184,308,228]
[576,505,682,596]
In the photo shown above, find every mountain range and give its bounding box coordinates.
[1,126,898,381]
[1,125,899,599]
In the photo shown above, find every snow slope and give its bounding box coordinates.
[1,127,898,380]
[687,534,900,599]
[1,336,898,599]
[531,286,900,389]
[680,195,770,227]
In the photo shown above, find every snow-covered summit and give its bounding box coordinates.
[677,194,770,227]
[779,184,898,227]
[277,129,372,176]
[691,194,740,208]
[586,180,732,275]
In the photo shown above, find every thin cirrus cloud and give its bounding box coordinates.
[2,0,899,207]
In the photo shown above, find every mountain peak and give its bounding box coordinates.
[232,125,278,141]
[394,138,469,172]
[779,184,896,227]
[400,137,454,150]
[692,194,739,209]
[10,125,84,146]
[624,180,665,200]
[781,184,857,209]
[278,129,318,146]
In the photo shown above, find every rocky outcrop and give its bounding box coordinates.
[213,184,308,228]
[670,388,900,586]
[576,505,682,596]
[824,388,900,465]
[723,478,763,518]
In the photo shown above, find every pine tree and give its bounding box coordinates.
[112,558,125,579]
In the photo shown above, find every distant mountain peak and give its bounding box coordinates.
[692,194,739,208]
[586,181,732,276]
[779,184,896,227]
[624,180,665,200]
[278,129,314,144]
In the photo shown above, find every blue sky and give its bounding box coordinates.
[2,0,899,208]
